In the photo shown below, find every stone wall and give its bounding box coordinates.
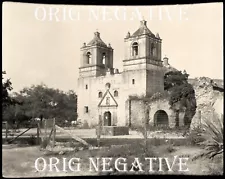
[190,77,223,129]
[125,98,181,128]
[149,99,177,128]
[127,99,146,127]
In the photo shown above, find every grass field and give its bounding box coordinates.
[2,137,223,177]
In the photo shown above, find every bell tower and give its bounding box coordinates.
[123,20,164,97]
[79,31,114,77]
[123,20,162,69]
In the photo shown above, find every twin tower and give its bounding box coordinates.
[78,20,164,97]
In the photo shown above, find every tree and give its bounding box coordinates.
[164,70,197,127]
[2,71,14,110]
[4,84,78,127]
[2,71,26,128]
[164,71,189,90]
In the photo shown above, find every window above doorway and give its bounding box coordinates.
[84,106,89,113]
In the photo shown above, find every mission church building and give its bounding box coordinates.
[77,20,181,128]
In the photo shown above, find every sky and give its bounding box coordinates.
[2,2,223,93]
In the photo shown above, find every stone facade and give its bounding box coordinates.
[77,20,178,128]
[149,99,177,128]
[189,77,224,129]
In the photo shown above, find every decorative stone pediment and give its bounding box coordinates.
[98,90,118,107]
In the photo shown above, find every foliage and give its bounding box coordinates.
[2,71,18,110]
[149,92,170,103]
[164,70,197,127]
[166,144,176,153]
[164,71,189,90]
[187,126,205,145]
[3,83,78,127]
[128,92,169,104]
[128,94,149,103]
[192,113,223,160]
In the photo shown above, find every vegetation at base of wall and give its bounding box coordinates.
[80,120,91,129]
[130,122,189,134]
[187,126,206,146]
[128,91,170,103]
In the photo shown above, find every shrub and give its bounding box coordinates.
[151,137,161,146]
[27,135,36,145]
[192,113,223,160]
[80,120,90,129]
[166,144,176,153]
[187,126,205,145]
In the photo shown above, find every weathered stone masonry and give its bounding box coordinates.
[77,20,184,128]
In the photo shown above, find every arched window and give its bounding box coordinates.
[98,92,103,98]
[84,106,89,113]
[132,42,138,56]
[132,79,135,85]
[114,90,118,97]
[105,83,111,89]
[102,53,106,65]
[151,44,156,57]
[86,52,91,64]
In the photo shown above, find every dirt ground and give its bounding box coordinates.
[2,142,223,177]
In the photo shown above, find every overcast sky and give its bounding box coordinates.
[2,2,223,93]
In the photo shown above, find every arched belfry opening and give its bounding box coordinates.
[151,43,156,57]
[86,52,91,64]
[103,111,112,126]
[132,42,138,56]
[154,110,169,126]
[102,53,106,65]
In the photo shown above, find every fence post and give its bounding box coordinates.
[44,119,47,146]
[52,118,56,148]
[144,107,149,153]
[5,122,8,141]
[37,122,40,145]
[97,115,102,147]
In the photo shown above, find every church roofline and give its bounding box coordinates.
[124,34,162,41]
[80,45,114,50]
[124,20,162,40]
[85,31,109,48]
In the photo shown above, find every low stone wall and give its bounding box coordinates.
[125,99,146,127]
[96,126,129,136]
[149,99,177,128]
